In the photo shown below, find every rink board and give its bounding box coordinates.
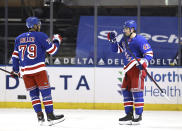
[0,66,182,110]
[0,102,182,111]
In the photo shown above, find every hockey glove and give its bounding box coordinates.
[52,34,62,45]
[10,71,20,78]
[136,58,148,70]
[107,32,117,43]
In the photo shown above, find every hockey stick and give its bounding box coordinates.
[0,67,12,74]
[124,37,170,100]
[0,67,19,77]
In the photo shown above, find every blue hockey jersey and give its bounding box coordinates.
[12,31,60,75]
[111,35,153,72]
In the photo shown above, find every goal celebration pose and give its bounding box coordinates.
[107,20,153,125]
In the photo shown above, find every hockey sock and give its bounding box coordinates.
[133,91,144,115]
[40,88,53,113]
[29,88,42,113]
[122,90,133,114]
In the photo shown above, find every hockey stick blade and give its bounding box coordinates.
[161,92,171,101]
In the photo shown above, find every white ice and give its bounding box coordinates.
[0,109,181,131]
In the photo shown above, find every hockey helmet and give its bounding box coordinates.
[123,20,137,31]
[26,17,41,28]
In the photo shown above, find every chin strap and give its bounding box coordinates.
[129,32,133,38]
[124,28,133,38]
[129,28,134,38]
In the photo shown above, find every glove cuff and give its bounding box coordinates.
[10,71,20,78]
[53,34,62,44]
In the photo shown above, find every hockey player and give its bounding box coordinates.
[11,17,64,126]
[107,20,153,125]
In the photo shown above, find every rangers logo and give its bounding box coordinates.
[143,43,150,50]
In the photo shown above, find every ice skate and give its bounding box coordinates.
[132,114,142,125]
[47,112,65,126]
[119,112,133,125]
[37,112,45,126]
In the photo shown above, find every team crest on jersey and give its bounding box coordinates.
[143,43,150,50]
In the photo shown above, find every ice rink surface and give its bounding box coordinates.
[0,108,181,131]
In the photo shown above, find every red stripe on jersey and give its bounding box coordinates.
[32,100,41,105]
[124,58,143,70]
[21,64,45,72]
[48,44,57,54]
[124,102,133,106]
[118,46,123,53]
[146,52,153,55]
[43,101,53,105]
[145,52,153,56]
[134,103,144,107]
[124,59,136,70]
[13,52,18,56]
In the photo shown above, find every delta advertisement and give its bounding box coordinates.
[0,66,181,109]
[76,16,180,66]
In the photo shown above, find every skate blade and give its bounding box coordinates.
[119,120,132,125]
[131,121,141,125]
[48,117,65,126]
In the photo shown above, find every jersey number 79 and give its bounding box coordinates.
[19,44,37,61]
